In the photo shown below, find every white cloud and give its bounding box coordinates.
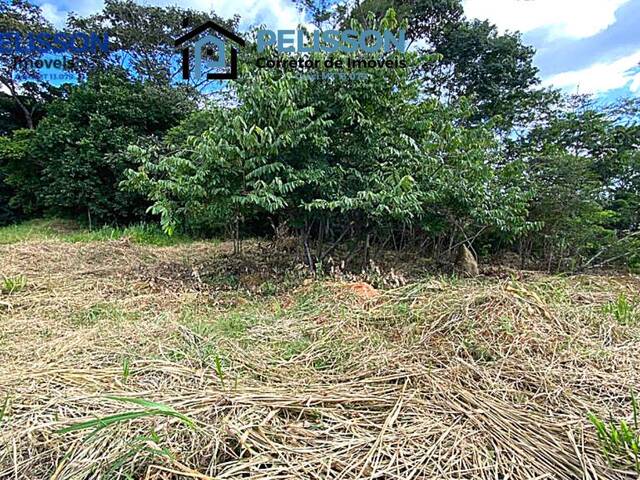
[39,0,107,27]
[463,0,631,39]
[543,50,640,94]
[39,3,68,28]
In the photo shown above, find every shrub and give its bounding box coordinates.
[0,129,35,223]
[3,70,195,225]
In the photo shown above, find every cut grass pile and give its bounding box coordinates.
[0,235,639,479]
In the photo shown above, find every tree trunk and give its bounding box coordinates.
[2,78,34,129]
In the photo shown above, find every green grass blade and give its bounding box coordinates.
[0,395,8,424]
[106,396,195,427]
[631,390,639,431]
[56,410,159,434]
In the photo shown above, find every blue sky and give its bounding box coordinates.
[34,0,640,99]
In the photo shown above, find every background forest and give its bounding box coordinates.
[1,0,638,272]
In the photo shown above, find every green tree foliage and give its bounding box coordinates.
[513,96,640,270]
[125,17,532,262]
[3,70,195,224]
[0,129,34,224]
[429,20,544,130]
[342,0,544,131]
[0,83,65,135]
[341,0,463,43]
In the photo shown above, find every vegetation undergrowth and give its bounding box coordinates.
[603,293,638,326]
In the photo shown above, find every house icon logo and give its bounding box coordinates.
[175,20,246,80]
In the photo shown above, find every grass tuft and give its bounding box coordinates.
[1,274,26,294]
[603,293,637,326]
[122,357,131,383]
[589,391,640,472]
[56,396,195,435]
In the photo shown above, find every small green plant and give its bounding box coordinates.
[462,338,496,363]
[1,274,26,294]
[259,281,278,296]
[104,429,172,477]
[604,293,637,326]
[499,317,514,335]
[281,338,311,361]
[0,395,8,424]
[589,391,640,472]
[122,357,131,383]
[213,353,225,388]
[57,397,183,478]
[72,303,137,327]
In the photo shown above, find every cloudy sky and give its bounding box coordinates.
[35,0,640,99]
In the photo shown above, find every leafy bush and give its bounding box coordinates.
[3,70,195,225]
[0,129,35,223]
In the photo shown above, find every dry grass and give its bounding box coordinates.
[1,237,639,479]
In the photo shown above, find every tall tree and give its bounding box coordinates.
[343,0,544,130]
[429,19,544,130]
[348,0,463,45]
[0,0,53,129]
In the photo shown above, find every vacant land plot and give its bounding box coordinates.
[1,228,639,479]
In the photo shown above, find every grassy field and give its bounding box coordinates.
[1,221,639,479]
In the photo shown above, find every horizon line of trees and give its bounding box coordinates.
[0,0,638,272]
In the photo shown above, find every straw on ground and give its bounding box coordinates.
[1,235,639,479]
